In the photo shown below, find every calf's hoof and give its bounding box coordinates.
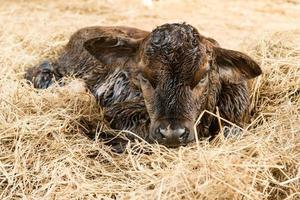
[25,61,55,89]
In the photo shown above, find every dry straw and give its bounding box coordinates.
[0,3,300,200]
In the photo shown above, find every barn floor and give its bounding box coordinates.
[0,0,300,199]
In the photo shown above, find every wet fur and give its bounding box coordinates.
[25,23,261,146]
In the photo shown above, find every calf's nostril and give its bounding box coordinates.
[155,127,166,139]
[179,128,189,140]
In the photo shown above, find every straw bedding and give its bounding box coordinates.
[0,0,299,199]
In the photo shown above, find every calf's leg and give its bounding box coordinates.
[24,61,63,89]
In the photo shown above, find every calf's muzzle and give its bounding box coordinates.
[150,119,195,147]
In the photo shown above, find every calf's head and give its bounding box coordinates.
[84,23,262,147]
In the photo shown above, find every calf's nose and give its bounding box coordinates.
[155,126,190,144]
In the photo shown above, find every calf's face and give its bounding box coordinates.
[138,24,211,147]
[84,23,262,147]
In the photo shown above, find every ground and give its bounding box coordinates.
[0,0,299,199]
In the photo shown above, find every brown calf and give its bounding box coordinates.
[25,23,262,148]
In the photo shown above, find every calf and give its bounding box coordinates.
[25,23,262,148]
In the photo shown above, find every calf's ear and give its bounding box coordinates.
[213,47,262,83]
[84,36,143,65]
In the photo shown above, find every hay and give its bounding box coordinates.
[0,1,299,199]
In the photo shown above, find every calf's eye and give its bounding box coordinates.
[198,73,208,84]
[191,68,209,89]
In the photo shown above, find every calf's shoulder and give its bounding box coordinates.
[67,26,149,49]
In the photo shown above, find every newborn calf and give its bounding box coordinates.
[25,23,262,148]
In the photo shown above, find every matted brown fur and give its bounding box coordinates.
[25,23,261,148]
